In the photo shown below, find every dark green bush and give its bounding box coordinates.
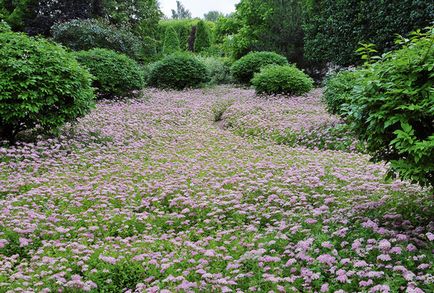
[304,0,434,66]
[231,51,288,84]
[74,49,144,98]
[346,28,434,187]
[148,53,209,90]
[251,65,313,96]
[162,26,181,55]
[0,32,95,144]
[51,19,155,62]
[323,70,360,116]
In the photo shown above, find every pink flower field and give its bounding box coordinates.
[0,87,433,292]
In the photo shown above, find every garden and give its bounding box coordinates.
[0,0,433,292]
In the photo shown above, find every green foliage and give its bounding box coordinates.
[0,32,95,144]
[227,0,305,65]
[251,65,314,96]
[346,28,434,187]
[99,0,162,38]
[162,26,181,55]
[0,19,10,32]
[194,20,211,52]
[0,0,161,37]
[147,53,209,90]
[198,56,233,85]
[74,49,144,98]
[158,19,215,52]
[323,70,360,116]
[231,51,288,84]
[51,19,154,62]
[304,0,434,66]
[171,0,191,19]
[204,10,224,22]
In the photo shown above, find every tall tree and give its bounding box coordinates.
[171,1,191,19]
[203,10,223,22]
[194,20,211,52]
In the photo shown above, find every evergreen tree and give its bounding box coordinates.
[162,26,181,54]
[171,1,191,19]
[194,20,211,52]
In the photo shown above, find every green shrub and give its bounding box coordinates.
[304,0,433,66]
[162,26,181,55]
[148,53,209,90]
[231,51,288,84]
[199,56,233,85]
[323,70,360,116]
[346,28,434,187]
[195,20,211,52]
[0,20,11,32]
[51,19,155,62]
[0,32,95,144]
[251,65,313,96]
[74,49,144,98]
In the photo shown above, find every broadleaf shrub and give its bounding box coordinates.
[0,32,95,144]
[231,51,288,84]
[323,70,360,116]
[74,49,144,98]
[251,65,313,96]
[51,19,154,62]
[147,53,209,90]
[346,28,434,187]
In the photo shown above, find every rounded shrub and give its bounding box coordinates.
[148,53,209,90]
[0,32,95,144]
[51,19,153,62]
[74,49,144,98]
[231,51,288,84]
[251,65,314,96]
[323,70,360,116]
[347,28,434,187]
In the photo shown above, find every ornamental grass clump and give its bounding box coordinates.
[251,65,314,96]
[0,32,95,144]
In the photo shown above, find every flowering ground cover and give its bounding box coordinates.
[0,86,433,292]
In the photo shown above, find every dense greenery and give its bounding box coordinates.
[344,29,434,187]
[52,19,153,62]
[0,19,10,32]
[252,65,314,96]
[304,0,434,66]
[162,26,181,55]
[203,10,224,22]
[158,19,215,52]
[147,53,209,90]
[0,32,95,143]
[194,20,211,52]
[198,56,233,85]
[0,0,161,38]
[323,70,360,116]
[231,51,288,84]
[74,49,144,98]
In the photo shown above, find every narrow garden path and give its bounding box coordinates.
[0,87,432,292]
